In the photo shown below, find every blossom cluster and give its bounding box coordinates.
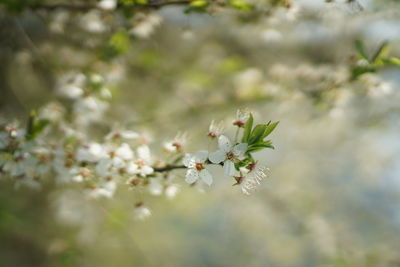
[0,73,277,219]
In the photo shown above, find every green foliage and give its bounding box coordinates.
[241,113,278,153]
[351,40,400,80]
[241,113,253,143]
[26,110,50,141]
[0,0,42,13]
[185,0,209,13]
[228,0,254,11]
[101,30,131,60]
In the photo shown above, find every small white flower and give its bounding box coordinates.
[80,11,106,33]
[38,102,65,122]
[86,180,116,199]
[209,135,248,177]
[163,132,187,153]
[106,130,139,140]
[98,0,117,10]
[183,150,213,186]
[148,179,163,195]
[165,184,180,199]
[76,143,106,163]
[130,14,162,39]
[115,143,134,161]
[134,203,151,220]
[233,108,250,127]
[208,120,224,139]
[126,145,154,177]
[56,72,86,99]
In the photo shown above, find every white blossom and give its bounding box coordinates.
[209,135,248,177]
[76,143,106,163]
[98,0,117,10]
[165,184,180,199]
[133,203,151,220]
[183,150,213,186]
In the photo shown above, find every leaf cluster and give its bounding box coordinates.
[241,113,278,153]
[352,40,400,80]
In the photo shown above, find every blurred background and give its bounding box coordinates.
[1,0,400,266]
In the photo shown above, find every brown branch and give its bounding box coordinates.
[153,164,186,172]
[30,1,191,12]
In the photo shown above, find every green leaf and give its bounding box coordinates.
[355,40,369,61]
[381,57,400,66]
[351,65,376,80]
[136,0,148,4]
[26,111,50,141]
[241,113,253,143]
[228,0,254,11]
[371,41,389,63]
[262,121,279,139]
[247,142,274,153]
[189,0,208,8]
[248,124,267,145]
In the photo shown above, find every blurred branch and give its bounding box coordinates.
[153,164,186,172]
[30,1,191,12]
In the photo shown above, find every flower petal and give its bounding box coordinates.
[223,160,236,177]
[137,145,151,163]
[209,150,226,164]
[141,165,154,176]
[194,150,208,163]
[126,162,139,174]
[183,153,194,168]
[199,169,213,186]
[233,143,248,157]
[218,135,232,152]
[185,169,199,184]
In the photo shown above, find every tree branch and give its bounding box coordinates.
[30,1,191,12]
[153,164,186,172]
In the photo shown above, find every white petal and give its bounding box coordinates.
[137,145,151,163]
[120,130,139,139]
[185,169,199,184]
[199,169,213,186]
[194,150,208,163]
[96,158,111,176]
[126,162,138,174]
[140,165,154,176]
[233,143,248,157]
[218,135,232,152]
[116,143,134,160]
[148,180,163,195]
[183,154,195,168]
[223,160,236,177]
[209,150,226,164]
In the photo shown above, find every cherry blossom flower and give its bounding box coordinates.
[76,143,106,163]
[208,120,224,139]
[209,135,248,177]
[165,184,180,199]
[183,150,213,186]
[233,109,250,127]
[105,130,139,140]
[133,202,151,220]
[163,132,187,153]
[126,145,154,177]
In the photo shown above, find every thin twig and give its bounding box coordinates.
[153,164,186,172]
[30,1,191,12]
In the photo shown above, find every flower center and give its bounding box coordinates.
[137,159,145,167]
[233,120,245,127]
[195,162,204,171]
[208,132,217,138]
[172,142,182,148]
[226,151,235,160]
